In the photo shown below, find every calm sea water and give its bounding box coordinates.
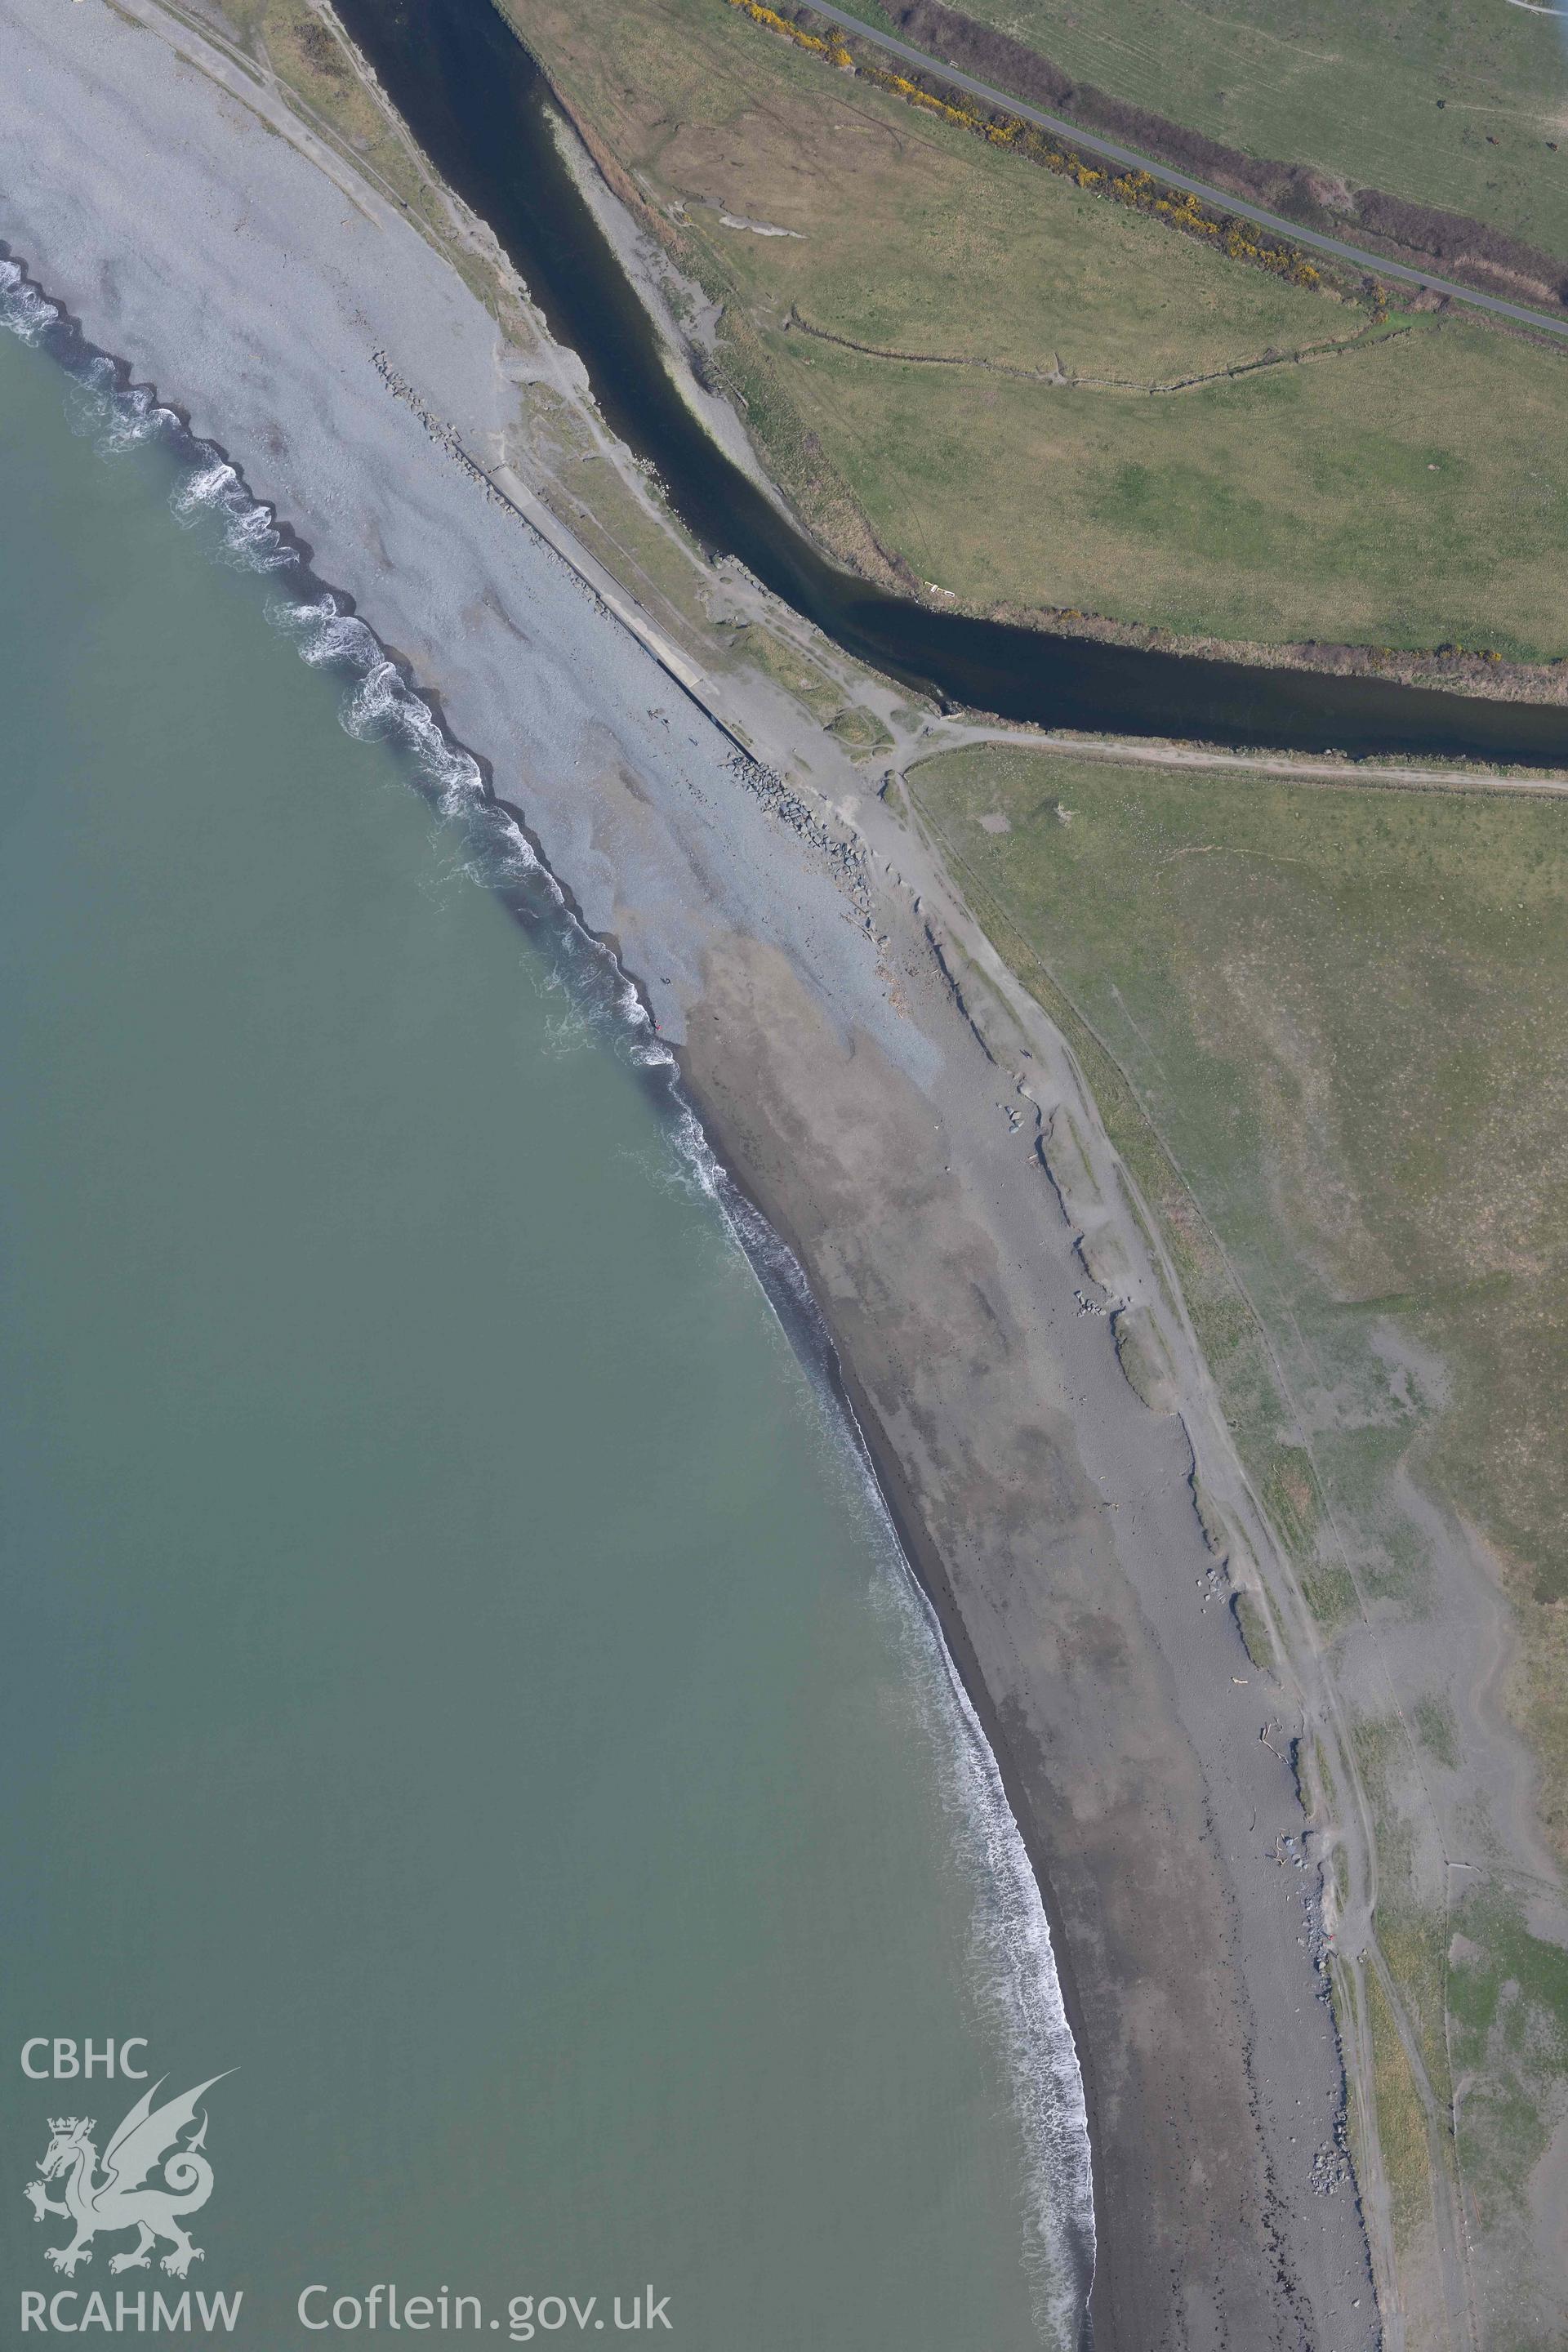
[0,280,1090,2346]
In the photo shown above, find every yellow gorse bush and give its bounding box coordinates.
[725,0,853,65]
[722,0,1322,289]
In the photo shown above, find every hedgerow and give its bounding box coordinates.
[722,0,1324,292]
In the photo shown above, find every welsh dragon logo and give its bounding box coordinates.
[24,2074,231,2279]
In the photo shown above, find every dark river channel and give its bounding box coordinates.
[335,0,1568,763]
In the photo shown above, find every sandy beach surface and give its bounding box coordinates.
[0,2,1380,2341]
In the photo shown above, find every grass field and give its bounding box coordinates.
[1362,1965,1432,2261]
[907,0,1568,261]
[514,0,1568,661]
[906,745,1568,1821]
[908,738,1568,2334]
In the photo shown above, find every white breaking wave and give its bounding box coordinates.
[0,270,179,455]
[617,1047,1098,2337]
[650,1085,1094,2341]
[173,454,295,571]
[0,256,61,344]
[270,591,492,819]
[894,1557,1098,2345]
[66,355,168,452]
[2,266,1097,2338]
[699,1164,1097,2349]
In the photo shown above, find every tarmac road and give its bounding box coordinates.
[804,0,1568,339]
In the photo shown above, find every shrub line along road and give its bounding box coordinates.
[804,0,1568,339]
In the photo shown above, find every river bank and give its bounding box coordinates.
[0,1,1378,2341]
[537,49,1568,729]
[337,0,1568,763]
